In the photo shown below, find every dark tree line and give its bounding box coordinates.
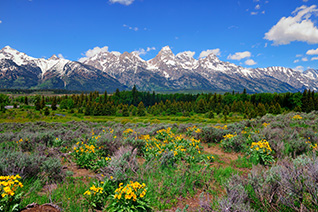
[10,87,318,118]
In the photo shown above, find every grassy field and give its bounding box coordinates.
[0,107,244,124]
[1,111,318,211]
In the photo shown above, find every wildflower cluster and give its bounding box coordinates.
[72,140,99,169]
[15,139,23,145]
[212,125,228,130]
[108,181,152,212]
[249,139,274,165]
[123,128,138,140]
[305,137,318,151]
[141,128,211,164]
[186,125,201,136]
[0,175,23,212]
[139,128,213,165]
[0,175,23,198]
[241,130,248,134]
[84,185,103,196]
[83,180,114,210]
[220,132,244,152]
[223,133,237,140]
[250,139,272,153]
[72,130,111,170]
[114,181,146,201]
[292,115,302,120]
[123,128,135,134]
[262,122,270,128]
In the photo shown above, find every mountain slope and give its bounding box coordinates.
[0,46,127,92]
[0,45,317,92]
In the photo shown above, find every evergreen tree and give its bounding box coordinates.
[51,96,57,111]
[257,103,267,117]
[103,91,108,104]
[40,95,45,109]
[294,105,302,112]
[24,96,28,105]
[208,111,214,119]
[35,95,41,111]
[223,105,230,122]
[132,107,137,116]
[274,103,282,114]
[308,97,314,113]
[122,105,129,117]
[269,104,276,114]
[215,103,222,114]
[249,109,257,118]
[137,101,146,116]
[132,85,138,106]
[44,107,50,116]
[301,89,309,112]
[92,103,99,116]
[85,102,91,115]
[115,88,120,98]
[196,99,206,113]
[223,105,230,116]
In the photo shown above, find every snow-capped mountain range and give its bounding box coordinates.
[0,45,317,92]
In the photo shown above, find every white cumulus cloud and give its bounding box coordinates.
[0,20,2,24]
[146,47,156,52]
[294,59,300,63]
[264,5,318,45]
[78,46,109,62]
[294,65,304,72]
[311,57,318,60]
[58,54,64,59]
[245,59,257,65]
[133,47,156,56]
[109,0,134,6]
[251,12,258,15]
[227,51,251,60]
[302,57,308,61]
[255,4,260,10]
[306,47,318,55]
[123,24,138,31]
[199,48,221,58]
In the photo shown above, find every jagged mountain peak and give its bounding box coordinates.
[48,54,59,60]
[1,45,25,56]
[176,51,196,60]
[111,51,121,57]
[0,46,35,66]
[161,45,172,52]
[2,45,15,51]
[199,52,221,63]
[148,46,176,66]
[157,46,174,57]
[120,51,145,62]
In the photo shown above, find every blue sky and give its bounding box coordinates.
[0,0,318,71]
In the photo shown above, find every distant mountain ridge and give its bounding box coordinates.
[0,46,126,92]
[0,45,317,92]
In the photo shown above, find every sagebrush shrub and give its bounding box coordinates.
[101,146,138,182]
[0,150,63,181]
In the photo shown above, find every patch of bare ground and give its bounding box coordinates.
[20,203,62,212]
[202,143,242,164]
[34,153,98,211]
[166,143,251,211]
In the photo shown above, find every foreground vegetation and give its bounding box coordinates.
[1,110,318,211]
